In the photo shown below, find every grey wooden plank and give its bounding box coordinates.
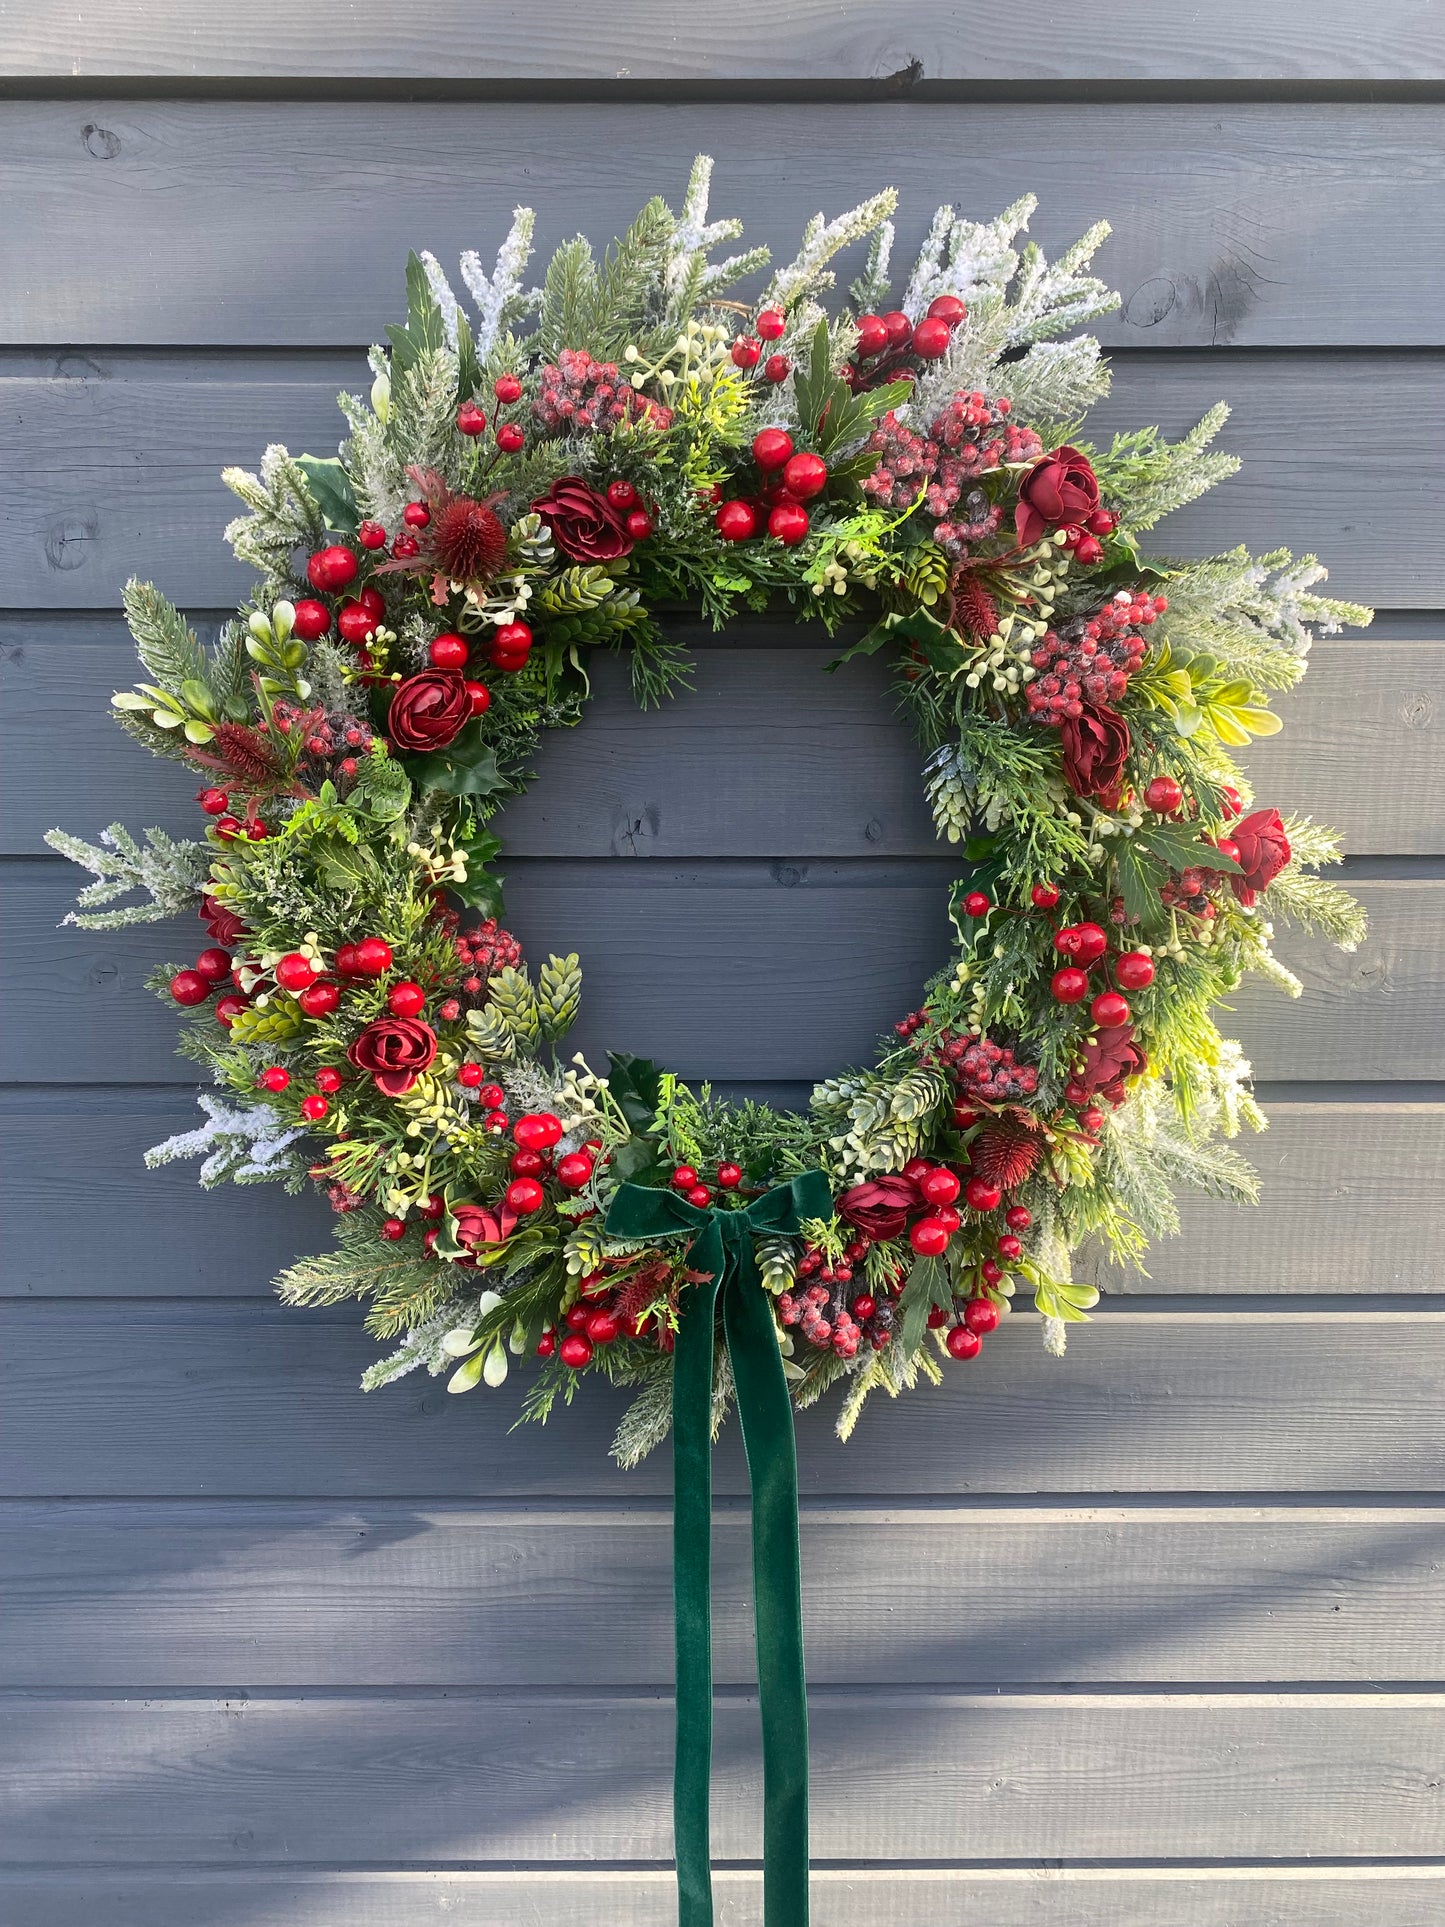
[4,1867,1444,1927]
[1,1300,1441,1497]
[5,633,1435,858]
[2,103,1443,347]
[5,1500,1442,1687]
[2,864,1437,1083]
[0,353,1424,609]
[3,1690,1441,1861]
[3,2,1442,81]
[5,1102,1439,1298]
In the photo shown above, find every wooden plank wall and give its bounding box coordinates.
[2,11,1444,1923]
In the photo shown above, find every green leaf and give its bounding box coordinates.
[1138,821,1244,877]
[833,605,955,670]
[386,250,449,374]
[897,1254,950,1359]
[403,727,506,799]
[455,309,484,405]
[611,1134,667,1183]
[1113,839,1164,923]
[295,456,360,536]
[452,867,506,918]
[607,1052,666,1133]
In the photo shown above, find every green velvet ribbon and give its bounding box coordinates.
[605,1167,832,1927]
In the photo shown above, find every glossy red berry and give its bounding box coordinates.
[1005,1205,1032,1231]
[996,1233,1023,1261]
[358,519,388,550]
[881,310,913,345]
[505,1176,546,1214]
[605,478,639,511]
[352,937,393,977]
[337,599,378,646]
[1214,836,1242,866]
[535,1329,557,1358]
[752,428,794,471]
[671,1165,699,1191]
[763,354,791,383]
[213,815,242,840]
[455,401,487,436]
[291,598,331,640]
[911,316,952,358]
[478,1084,505,1110]
[314,1067,344,1093]
[731,335,762,368]
[756,308,786,340]
[963,891,991,917]
[274,952,318,993]
[513,1112,563,1152]
[493,620,532,657]
[456,1063,485,1089]
[496,422,525,453]
[781,452,827,501]
[981,1259,1004,1286]
[169,969,210,1006]
[483,1108,508,1132]
[197,787,230,816]
[494,373,523,404]
[768,501,809,545]
[964,1176,1003,1213]
[1081,1106,1107,1133]
[716,1162,743,1190]
[257,1066,290,1093]
[402,502,431,529]
[926,295,968,326]
[387,981,426,1018]
[1144,775,1183,814]
[194,947,231,982]
[963,1297,1000,1335]
[1074,923,1109,965]
[1052,966,1090,1003]
[946,1324,982,1360]
[854,313,889,357]
[428,632,469,669]
[1030,883,1061,909]
[625,509,653,540]
[1116,952,1156,991]
[510,1148,546,1179]
[556,1151,595,1191]
[686,1184,712,1208]
[299,1094,329,1122]
[464,679,491,716]
[586,1309,620,1345]
[926,1304,950,1329]
[559,1332,593,1369]
[920,1168,961,1207]
[298,978,341,1018]
[1091,990,1131,1028]
[380,1217,407,1241]
[1072,533,1105,565]
[715,500,759,542]
[391,534,421,558]
[910,1218,952,1256]
[306,545,358,593]
[214,993,248,1027]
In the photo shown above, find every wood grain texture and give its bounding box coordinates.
[2,7,1443,84]
[5,1102,1439,1298]
[1,102,1442,346]
[2,1301,1441,1498]
[4,1867,1443,1927]
[0,352,1429,606]
[1,865,1433,1084]
[8,632,1432,857]
[5,1500,1442,1687]
[4,1690,1442,1861]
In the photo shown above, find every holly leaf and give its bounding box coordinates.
[607,1052,666,1133]
[451,825,505,915]
[296,456,360,537]
[832,605,955,670]
[402,726,506,799]
[1137,821,1244,876]
[1113,838,1164,923]
[611,1134,667,1183]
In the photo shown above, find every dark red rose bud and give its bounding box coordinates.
[1229,807,1292,906]
[346,1016,438,1096]
[531,477,634,563]
[387,670,472,754]
[1015,445,1101,548]
[1059,702,1131,805]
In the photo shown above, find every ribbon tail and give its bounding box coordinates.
[725,1261,811,1927]
[673,1262,723,1927]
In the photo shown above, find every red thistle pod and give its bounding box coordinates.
[968,1121,1043,1194]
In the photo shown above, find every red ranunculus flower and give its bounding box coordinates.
[1073,1021,1148,1107]
[532,477,634,563]
[200,893,247,947]
[452,1202,519,1250]
[387,669,472,754]
[1229,807,1292,906]
[346,1016,438,1096]
[1015,445,1101,547]
[1060,702,1131,803]
[837,1174,922,1243]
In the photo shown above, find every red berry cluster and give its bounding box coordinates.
[936,1033,1040,1103]
[272,700,375,787]
[532,349,673,434]
[848,295,969,387]
[729,307,792,384]
[451,916,523,998]
[714,430,829,547]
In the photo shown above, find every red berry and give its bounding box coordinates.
[213,815,242,840]
[964,1298,1000,1335]
[849,1294,875,1322]
[624,509,653,540]
[334,944,359,977]
[464,679,491,716]
[493,619,532,656]
[353,937,393,977]
[559,1332,593,1369]
[963,891,991,917]
[380,1217,406,1241]
[510,1148,546,1179]
[556,1152,595,1191]
[752,428,794,472]
[298,978,341,1018]
[402,502,431,529]
[927,1304,949,1329]
[1144,775,1183,814]
[391,534,421,558]
[169,969,210,1006]
[478,1084,505,1110]
[910,316,952,358]
[881,310,913,345]
[429,631,469,669]
[586,1309,620,1345]
[763,354,791,383]
[358,519,388,550]
[291,599,331,641]
[920,1167,961,1207]
[854,313,889,357]
[606,479,639,511]
[715,500,759,542]
[686,1184,712,1209]
[981,1259,1004,1286]
[337,599,377,645]
[245,820,270,840]
[946,1324,982,1360]
[483,1108,508,1132]
[1086,508,1117,536]
[964,1176,1002,1212]
[671,1165,699,1191]
[257,1066,290,1093]
[768,501,809,545]
[198,788,230,816]
[1052,966,1089,1003]
[300,1094,329,1122]
[315,1067,344,1093]
[494,373,523,404]
[194,947,231,982]
[756,308,786,340]
[505,1177,546,1214]
[496,422,525,453]
[731,335,762,368]
[996,1234,1023,1261]
[1221,785,1244,820]
[422,1227,440,1253]
[1081,1107,1106,1133]
[306,545,358,593]
[1115,952,1155,991]
[1214,836,1242,866]
[457,1063,485,1089]
[274,952,318,992]
[781,451,827,501]
[1075,923,1109,965]
[926,295,968,325]
[910,1218,952,1256]
[514,1113,563,1152]
[1030,883,1061,909]
[1091,990,1131,1028]
[716,1162,742,1190]
[1005,1205,1032,1230]
[214,993,248,1027]
[455,401,487,436]
[387,981,426,1018]
[535,1329,557,1358]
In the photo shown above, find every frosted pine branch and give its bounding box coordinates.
[763,189,898,311]
[44,822,208,928]
[145,1092,307,1187]
[458,207,540,362]
[417,250,462,351]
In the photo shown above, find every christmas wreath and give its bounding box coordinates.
[50,161,1368,1924]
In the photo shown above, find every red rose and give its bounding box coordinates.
[1060,702,1130,803]
[200,893,247,947]
[346,1016,438,1095]
[838,1174,922,1243]
[1073,1021,1147,1106]
[1229,807,1292,906]
[387,670,471,754]
[532,477,634,563]
[1015,445,1101,547]
[452,1201,519,1250]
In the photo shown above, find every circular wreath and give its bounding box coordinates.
[52,161,1369,1464]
